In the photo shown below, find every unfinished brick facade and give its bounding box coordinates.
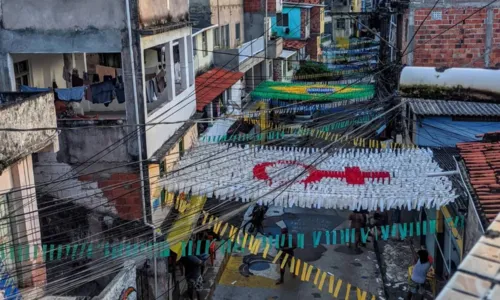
[243,0,278,13]
[404,7,500,67]
[79,172,143,221]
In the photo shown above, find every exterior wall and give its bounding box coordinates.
[1,0,126,31]
[138,0,189,28]
[273,60,284,81]
[244,0,280,13]
[11,54,66,89]
[1,156,46,289]
[271,7,302,39]
[404,6,500,67]
[208,0,244,48]
[0,93,58,169]
[464,199,484,256]
[145,85,196,158]
[415,116,500,147]
[95,261,137,300]
[149,124,198,225]
[194,29,215,74]
[307,36,321,60]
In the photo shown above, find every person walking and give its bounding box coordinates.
[407,250,431,300]
[349,210,365,251]
[244,204,267,235]
[276,228,297,285]
[180,248,207,300]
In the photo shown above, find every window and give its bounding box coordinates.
[214,28,220,48]
[178,137,185,158]
[431,11,442,21]
[337,18,345,30]
[193,37,197,57]
[202,32,208,57]
[224,25,230,48]
[287,58,293,71]
[277,13,289,27]
[14,60,30,89]
[235,23,241,41]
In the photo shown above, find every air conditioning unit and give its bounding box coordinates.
[284,27,290,34]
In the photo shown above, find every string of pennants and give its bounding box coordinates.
[200,119,419,150]
[291,67,376,80]
[0,208,462,300]
[0,217,464,263]
[257,99,372,114]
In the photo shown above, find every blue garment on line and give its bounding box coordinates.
[55,87,86,102]
[91,81,115,104]
[20,85,50,92]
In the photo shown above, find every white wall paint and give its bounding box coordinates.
[194,29,215,74]
[12,54,66,89]
[145,85,196,158]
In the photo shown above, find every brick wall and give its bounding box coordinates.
[243,0,277,13]
[405,8,500,67]
[273,60,283,81]
[301,9,307,38]
[311,6,322,34]
[79,171,143,221]
[307,36,320,60]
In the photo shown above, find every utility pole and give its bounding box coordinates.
[264,0,269,80]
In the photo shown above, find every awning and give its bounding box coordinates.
[196,68,244,111]
[280,50,296,59]
[166,195,207,260]
[283,40,307,51]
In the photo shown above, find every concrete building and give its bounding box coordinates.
[271,0,326,61]
[328,0,354,44]
[402,0,500,68]
[400,67,500,147]
[0,0,199,228]
[0,91,59,297]
[436,212,500,299]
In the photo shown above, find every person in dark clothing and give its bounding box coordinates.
[276,228,297,285]
[180,253,206,300]
[244,205,267,235]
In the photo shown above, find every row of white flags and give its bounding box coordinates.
[164,144,458,211]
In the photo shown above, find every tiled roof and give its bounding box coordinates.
[408,99,500,116]
[283,40,308,51]
[457,142,500,224]
[436,213,500,300]
[195,68,244,111]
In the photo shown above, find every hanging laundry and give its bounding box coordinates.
[156,70,166,93]
[72,74,84,87]
[54,87,86,102]
[91,81,115,105]
[95,64,116,81]
[146,80,158,103]
[20,85,50,92]
[92,73,100,83]
[83,72,89,81]
[115,87,125,104]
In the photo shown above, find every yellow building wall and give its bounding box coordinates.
[320,8,325,34]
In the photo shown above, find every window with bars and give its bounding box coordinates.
[235,23,241,42]
[431,11,442,21]
[14,60,30,90]
[337,19,345,30]
[277,13,289,27]
[214,28,220,48]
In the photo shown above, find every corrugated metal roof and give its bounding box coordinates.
[408,99,500,116]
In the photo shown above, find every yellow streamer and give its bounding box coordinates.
[314,268,321,285]
[301,262,309,281]
[356,288,367,300]
[262,242,270,259]
[290,257,295,273]
[334,279,343,298]
[345,283,352,300]
[219,223,228,237]
[202,211,209,225]
[329,275,335,294]
[318,272,327,291]
[272,250,283,264]
[242,233,248,250]
[294,259,301,277]
[305,265,314,282]
[280,254,290,269]
[250,239,261,255]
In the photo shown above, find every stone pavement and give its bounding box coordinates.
[212,206,385,300]
[375,238,434,300]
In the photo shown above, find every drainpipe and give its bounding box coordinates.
[125,0,158,297]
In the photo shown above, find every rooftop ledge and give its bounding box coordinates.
[139,21,193,35]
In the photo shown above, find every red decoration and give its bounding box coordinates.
[253,160,391,186]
